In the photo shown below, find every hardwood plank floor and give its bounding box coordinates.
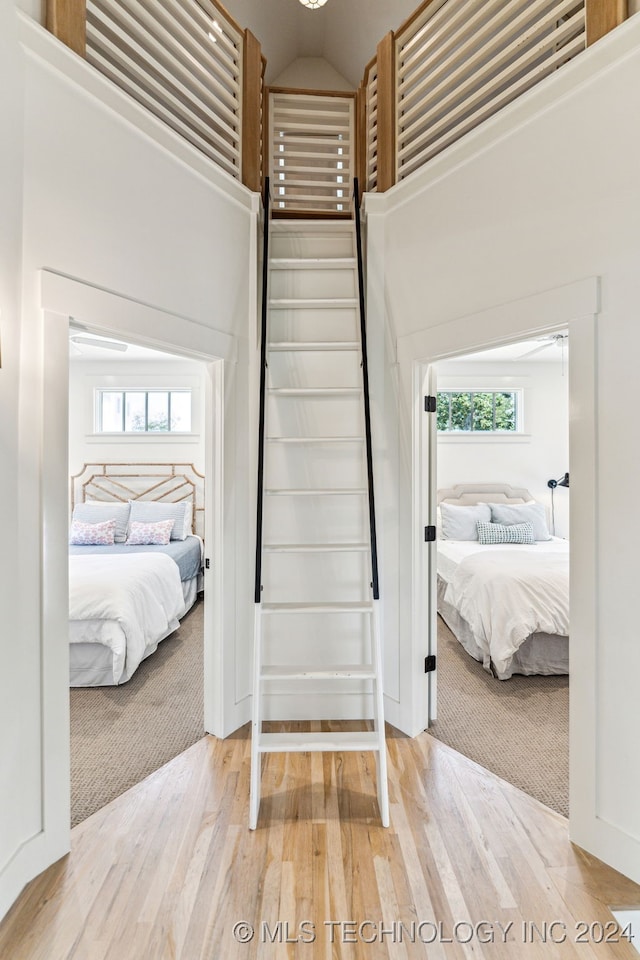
[1,723,639,959]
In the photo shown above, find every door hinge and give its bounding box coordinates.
[205,558,210,569]
[424,525,436,542]
[424,395,437,413]
[425,654,437,673]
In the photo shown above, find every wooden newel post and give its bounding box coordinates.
[585,0,627,46]
[376,32,396,193]
[46,0,86,57]
[242,29,263,194]
[355,80,367,190]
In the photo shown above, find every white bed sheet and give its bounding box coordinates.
[437,538,569,679]
[437,536,568,583]
[69,552,186,685]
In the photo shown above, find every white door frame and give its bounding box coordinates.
[38,270,237,859]
[399,277,599,844]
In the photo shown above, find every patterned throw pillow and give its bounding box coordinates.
[69,518,117,546]
[126,519,175,546]
[476,520,535,545]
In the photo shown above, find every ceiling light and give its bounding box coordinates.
[298,0,328,8]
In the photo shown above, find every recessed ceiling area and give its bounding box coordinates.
[449,332,569,364]
[224,0,419,88]
[68,329,194,363]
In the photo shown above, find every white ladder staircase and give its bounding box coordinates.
[250,195,389,830]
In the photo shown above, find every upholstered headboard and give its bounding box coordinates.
[70,462,205,537]
[437,482,534,506]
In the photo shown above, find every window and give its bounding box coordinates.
[96,390,192,433]
[437,390,520,433]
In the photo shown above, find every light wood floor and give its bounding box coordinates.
[2,723,639,959]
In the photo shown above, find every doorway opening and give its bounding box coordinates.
[67,328,216,826]
[427,332,570,815]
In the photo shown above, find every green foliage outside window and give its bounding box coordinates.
[437,391,518,433]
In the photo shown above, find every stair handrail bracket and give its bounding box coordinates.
[353,178,380,603]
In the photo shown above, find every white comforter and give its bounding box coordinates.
[69,553,186,684]
[443,548,569,679]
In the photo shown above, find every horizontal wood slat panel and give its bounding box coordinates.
[395,0,587,180]
[270,92,354,214]
[85,0,243,177]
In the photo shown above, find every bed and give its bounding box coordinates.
[68,462,205,686]
[436,483,569,679]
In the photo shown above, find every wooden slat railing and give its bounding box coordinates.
[84,0,243,178]
[46,0,261,186]
[360,0,627,192]
[268,89,355,215]
[396,0,587,181]
[46,0,627,195]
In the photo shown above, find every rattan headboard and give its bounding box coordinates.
[437,482,533,506]
[70,462,205,537]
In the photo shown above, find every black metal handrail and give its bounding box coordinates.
[353,178,380,600]
[254,177,271,603]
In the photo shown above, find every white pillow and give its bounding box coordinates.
[489,502,551,541]
[128,500,191,540]
[73,501,130,543]
[440,502,491,540]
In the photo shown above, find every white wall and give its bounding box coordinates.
[0,0,31,926]
[1,10,257,921]
[365,17,640,883]
[272,57,352,91]
[435,360,569,538]
[15,0,42,21]
[68,357,207,480]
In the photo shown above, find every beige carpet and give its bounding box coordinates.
[429,616,569,817]
[70,599,204,827]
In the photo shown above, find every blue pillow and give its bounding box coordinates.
[489,502,551,541]
[72,501,130,543]
[440,502,491,540]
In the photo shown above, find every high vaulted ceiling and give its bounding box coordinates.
[224,0,419,88]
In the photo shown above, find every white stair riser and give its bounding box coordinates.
[269,309,358,343]
[262,553,370,604]
[270,268,356,301]
[263,617,369,661]
[263,498,368,543]
[266,444,365,489]
[260,691,374,722]
[270,235,354,260]
[267,395,363,438]
[267,352,361,390]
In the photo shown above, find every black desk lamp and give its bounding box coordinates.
[547,472,569,534]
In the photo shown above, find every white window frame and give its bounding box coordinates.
[95,387,193,435]
[436,378,529,443]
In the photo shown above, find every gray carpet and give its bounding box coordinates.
[429,617,569,817]
[70,599,204,827]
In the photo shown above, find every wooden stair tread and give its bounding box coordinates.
[261,665,375,680]
[257,731,380,753]
[261,601,374,614]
